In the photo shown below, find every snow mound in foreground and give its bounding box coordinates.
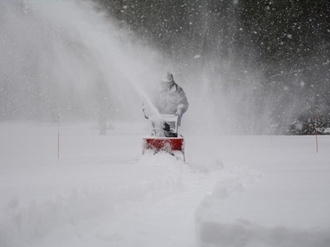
[195,163,330,247]
[198,220,330,247]
[0,152,186,247]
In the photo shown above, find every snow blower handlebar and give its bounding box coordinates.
[150,114,179,137]
[161,114,181,138]
[161,114,179,133]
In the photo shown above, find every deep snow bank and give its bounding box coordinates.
[0,153,186,247]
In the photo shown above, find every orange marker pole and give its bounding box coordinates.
[315,117,318,153]
[58,116,60,159]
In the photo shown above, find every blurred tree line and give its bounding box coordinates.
[96,0,330,134]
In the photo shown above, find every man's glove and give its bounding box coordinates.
[143,108,149,119]
[163,121,170,132]
[142,102,150,119]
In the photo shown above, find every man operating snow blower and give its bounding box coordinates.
[142,72,189,160]
[143,72,189,136]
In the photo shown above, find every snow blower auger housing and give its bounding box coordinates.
[142,114,185,161]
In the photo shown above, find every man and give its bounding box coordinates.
[143,72,189,135]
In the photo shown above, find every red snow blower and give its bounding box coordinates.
[142,114,185,161]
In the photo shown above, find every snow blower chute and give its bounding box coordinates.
[142,114,185,161]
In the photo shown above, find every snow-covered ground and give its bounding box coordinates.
[1,122,330,247]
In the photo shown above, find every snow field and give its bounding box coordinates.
[0,123,181,246]
[0,122,219,247]
[1,123,330,247]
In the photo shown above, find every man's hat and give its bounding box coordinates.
[161,72,174,83]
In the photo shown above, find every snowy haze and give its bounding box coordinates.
[0,0,277,134]
[1,1,330,246]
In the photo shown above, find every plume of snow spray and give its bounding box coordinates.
[0,0,163,122]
